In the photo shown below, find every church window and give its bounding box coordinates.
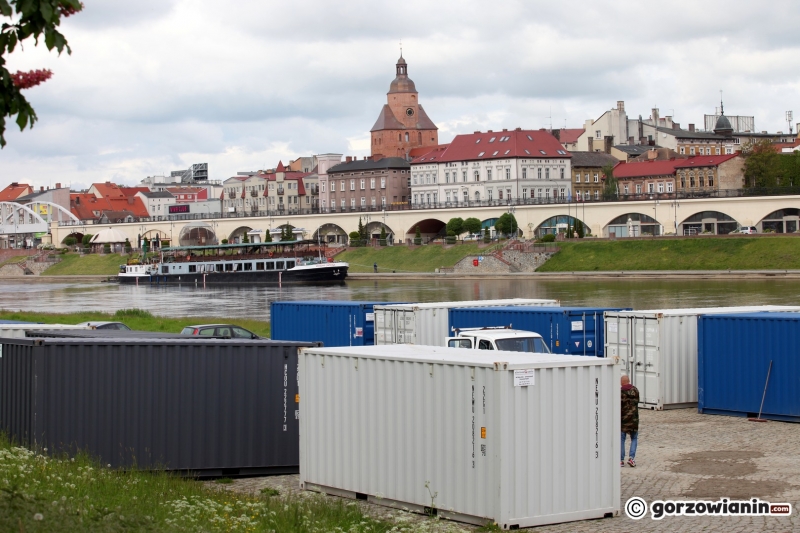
[418,132,422,143]
[398,133,401,141]
[405,132,409,142]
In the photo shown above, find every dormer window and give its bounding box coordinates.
[489,137,496,143]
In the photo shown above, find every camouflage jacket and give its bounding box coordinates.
[621,384,639,434]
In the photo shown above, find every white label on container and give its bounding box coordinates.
[571,321,583,331]
[513,369,535,387]
[609,322,618,333]
[365,313,374,322]
[355,327,363,337]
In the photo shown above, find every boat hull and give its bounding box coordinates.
[119,264,348,285]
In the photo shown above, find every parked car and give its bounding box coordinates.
[180,324,260,339]
[738,226,758,234]
[462,233,482,241]
[77,321,132,330]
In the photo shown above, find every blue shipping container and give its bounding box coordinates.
[448,306,631,356]
[698,312,800,422]
[270,301,406,347]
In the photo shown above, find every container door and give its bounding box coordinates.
[606,316,630,370]
[396,309,415,344]
[632,317,659,407]
[567,312,587,356]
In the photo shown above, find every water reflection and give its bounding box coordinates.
[1,278,798,321]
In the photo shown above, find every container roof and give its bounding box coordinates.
[302,344,613,369]
[375,299,560,310]
[605,306,800,317]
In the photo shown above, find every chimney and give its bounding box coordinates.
[651,108,659,125]
[40,186,44,192]
[617,101,625,112]
[56,182,61,189]
[648,149,657,160]
[346,156,352,162]
[689,124,695,132]
[487,130,493,133]
[502,128,508,132]
[515,127,522,131]
[474,131,481,134]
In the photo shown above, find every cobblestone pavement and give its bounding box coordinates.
[210,408,799,532]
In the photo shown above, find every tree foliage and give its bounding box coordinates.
[494,213,518,236]
[601,164,618,200]
[463,217,482,235]
[264,230,272,243]
[574,218,585,238]
[1,0,83,147]
[446,217,464,236]
[742,140,783,188]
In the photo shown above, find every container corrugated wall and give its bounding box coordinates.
[299,345,619,528]
[449,306,630,357]
[0,338,313,475]
[698,313,800,422]
[374,299,560,347]
[0,324,92,339]
[270,300,405,346]
[604,305,800,410]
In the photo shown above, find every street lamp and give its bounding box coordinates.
[507,203,516,239]
[650,195,660,236]
[672,199,680,235]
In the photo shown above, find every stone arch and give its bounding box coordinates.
[178,222,217,246]
[604,213,663,237]
[534,215,591,238]
[759,208,800,233]
[405,218,447,243]
[60,231,84,245]
[312,223,348,245]
[227,226,253,244]
[679,210,739,235]
[365,221,394,243]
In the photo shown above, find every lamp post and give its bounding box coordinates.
[672,199,680,235]
[651,195,660,237]
[507,203,516,239]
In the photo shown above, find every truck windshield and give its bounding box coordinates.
[495,337,550,353]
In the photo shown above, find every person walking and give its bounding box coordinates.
[621,374,639,467]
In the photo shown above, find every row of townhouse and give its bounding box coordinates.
[612,154,744,198]
[221,162,319,215]
[409,129,574,206]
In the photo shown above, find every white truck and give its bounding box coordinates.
[446,327,551,353]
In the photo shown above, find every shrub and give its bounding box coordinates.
[81,234,93,246]
[414,226,422,245]
[242,233,249,244]
[483,227,491,243]
[463,217,482,235]
[63,237,77,246]
[124,239,132,253]
[348,231,364,247]
[379,225,387,246]
[221,239,228,244]
[103,243,111,254]
[540,233,556,243]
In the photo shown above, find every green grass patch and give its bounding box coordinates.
[0,255,29,267]
[337,243,497,273]
[1,433,442,533]
[537,236,800,271]
[41,253,130,276]
[0,310,271,338]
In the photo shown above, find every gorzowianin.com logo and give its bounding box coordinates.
[625,497,792,520]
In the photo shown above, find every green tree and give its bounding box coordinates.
[357,217,367,242]
[1,1,83,147]
[81,233,92,246]
[742,139,781,188]
[463,217,482,235]
[575,219,585,238]
[602,164,618,200]
[379,225,387,246]
[124,238,131,253]
[264,230,272,243]
[348,230,362,246]
[103,243,110,254]
[494,213,519,236]
[414,225,422,245]
[483,227,491,243]
[242,233,249,244]
[777,151,800,187]
[446,217,464,236]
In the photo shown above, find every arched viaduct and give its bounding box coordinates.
[50,195,800,246]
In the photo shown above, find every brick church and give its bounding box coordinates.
[370,54,438,160]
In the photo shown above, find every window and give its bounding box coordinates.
[341,198,345,208]
[505,168,510,179]
[537,168,542,179]
[545,189,550,198]
[667,182,673,193]
[361,197,366,206]
[487,169,492,180]
[381,177,386,189]
[506,188,511,199]
[433,193,437,204]
[699,175,704,187]
[595,191,599,200]
[463,190,468,202]
[680,176,685,188]
[624,185,629,194]
[340,181,345,192]
[690,147,696,155]
[560,188,565,198]
[545,168,550,179]
[523,168,527,179]
[445,172,450,183]
[560,168,564,180]
[446,191,451,203]
[522,188,527,198]
[593,173,599,183]
[462,171,467,182]
[595,130,602,139]
[708,174,714,187]
[492,151,499,156]
[576,190,582,200]
[381,197,386,207]
[690,175,695,187]
[321,182,326,193]
[426,193,431,204]
[648,183,654,193]
[636,184,642,194]
[370,178,375,189]
[488,189,494,200]
[405,132,409,142]
[350,180,355,191]
[413,193,419,204]
[715,147,721,155]
[575,173,581,183]
[489,137,496,142]
[474,170,480,181]
[478,151,485,157]
[658,183,664,193]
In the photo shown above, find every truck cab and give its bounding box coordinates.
[446,327,551,353]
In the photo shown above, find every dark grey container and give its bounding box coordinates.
[0,337,315,476]
[26,329,213,339]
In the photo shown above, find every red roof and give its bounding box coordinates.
[673,154,739,169]
[411,129,570,164]
[70,193,110,220]
[409,144,449,158]
[559,128,584,144]
[276,161,285,172]
[120,186,149,197]
[0,182,33,202]
[90,182,128,199]
[612,160,679,179]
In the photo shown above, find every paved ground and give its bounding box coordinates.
[210,408,799,531]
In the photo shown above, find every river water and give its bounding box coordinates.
[2,277,799,321]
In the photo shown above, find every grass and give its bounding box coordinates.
[41,253,130,276]
[0,309,271,338]
[0,433,484,532]
[537,236,800,271]
[0,255,29,267]
[337,243,498,273]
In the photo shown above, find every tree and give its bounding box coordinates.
[81,233,92,246]
[494,213,519,237]
[414,225,422,245]
[1,1,83,147]
[602,164,618,200]
[463,217,482,235]
[742,139,781,188]
[482,227,491,243]
[379,225,387,246]
[242,233,249,244]
[348,230,362,246]
[575,219,585,238]
[357,217,367,242]
[264,230,272,243]
[446,217,464,236]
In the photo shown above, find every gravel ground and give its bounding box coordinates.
[209,408,799,531]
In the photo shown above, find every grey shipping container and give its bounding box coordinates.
[270,300,406,346]
[0,337,316,476]
[698,312,800,422]
[25,329,224,340]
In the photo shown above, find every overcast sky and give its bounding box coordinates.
[2,0,800,191]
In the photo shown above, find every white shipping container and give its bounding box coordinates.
[604,306,800,410]
[0,324,92,339]
[299,345,619,529]
[374,299,560,347]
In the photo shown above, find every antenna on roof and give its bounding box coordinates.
[399,39,403,57]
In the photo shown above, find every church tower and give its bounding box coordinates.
[370,54,438,160]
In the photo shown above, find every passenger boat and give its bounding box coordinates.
[118,240,348,285]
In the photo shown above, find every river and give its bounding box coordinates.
[1,277,799,321]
